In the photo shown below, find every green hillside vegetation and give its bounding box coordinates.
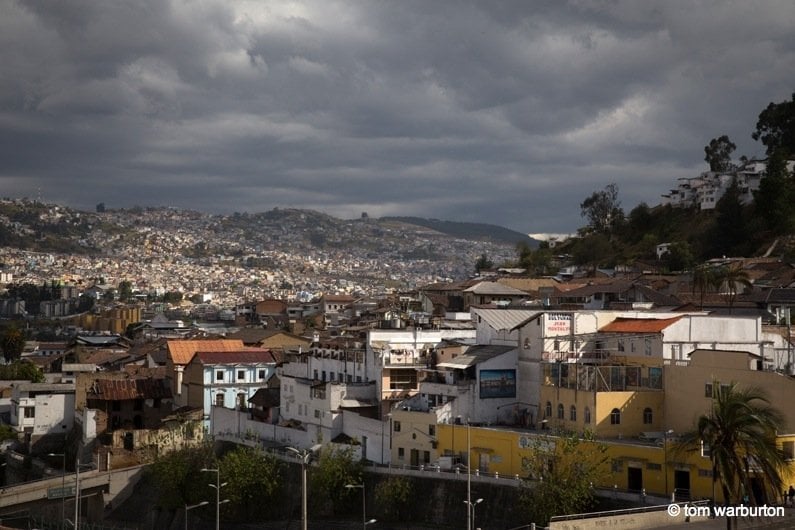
[516,93,795,274]
[382,216,537,246]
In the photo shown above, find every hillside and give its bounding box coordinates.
[381,216,538,246]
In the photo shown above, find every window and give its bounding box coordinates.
[782,441,794,461]
[134,399,143,411]
[24,407,35,418]
[216,370,223,381]
[215,393,224,407]
[647,462,662,471]
[610,408,621,425]
[429,425,436,437]
[237,370,245,380]
[545,401,552,419]
[112,401,121,412]
[617,339,625,352]
[644,338,652,356]
[398,448,405,460]
[258,369,265,380]
[611,459,623,472]
[313,369,318,380]
[570,405,576,422]
[643,407,653,425]
[314,409,321,418]
[237,393,246,410]
[557,404,564,419]
[704,382,713,398]
[584,406,591,424]
[393,421,401,432]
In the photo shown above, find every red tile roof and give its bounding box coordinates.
[167,339,245,365]
[599,316,682,333]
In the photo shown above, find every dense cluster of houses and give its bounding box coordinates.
[3,263,795,503]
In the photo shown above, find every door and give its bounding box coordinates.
[410,449,419,467]
[627,466,643,492]
[674,470,691,500]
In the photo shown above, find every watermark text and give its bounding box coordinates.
[667,503,785,518]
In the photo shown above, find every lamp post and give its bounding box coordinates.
[285,447,313,530]
[466,418,472,530]
[663,429,674,501]
[201,468,227,530]
[463,498,483,530]
[185,501,209,530]
[48,452,66,529]
[345,483,376,530]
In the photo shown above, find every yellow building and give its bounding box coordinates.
[432,348,795,504]
[435,424,795,504]
[390,408,439,468]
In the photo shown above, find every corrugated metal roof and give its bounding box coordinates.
[167,339,245,365]
[599,316,682,333]
[472,308,541,331]
[92,378,172,401]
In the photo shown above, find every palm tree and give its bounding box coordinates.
[677,382,786,527]
[692,265,720,310]
[1,326,25,362]
[716,265,752,313]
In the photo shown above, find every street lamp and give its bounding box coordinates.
[285,447,313,530]
[185,501,209,530]
[463,498,483,530]
[345,483,376,530]
[201,468,227,530]
[73,457,92,529]
[663,429,674,501]
[48,452,67,528]
[466,418,472,530]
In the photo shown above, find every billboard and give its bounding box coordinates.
[479,369,516,399]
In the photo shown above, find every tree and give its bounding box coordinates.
[752,92,795,156]
[0,360,45,382]
[218,446,283,521]
[520,431,608,526]
[661,241,694,272]
[711,177,748,256]
[118,280,133,302]
[163,291,183,305]
[677,383,786,515]
[753,150,795,234]
[692,265,721,310]
[474,253,494,274]
[715,265,752,313]
[374,475,413,524]
[309,445,363,516]
[147,443,217,510]
[704,135,737,172]
[1,326,25,362]
[580,183,624,235]
[571,233,613,275]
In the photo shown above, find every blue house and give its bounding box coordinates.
[183,349,280,431]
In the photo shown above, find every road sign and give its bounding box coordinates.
[47,485,76,499]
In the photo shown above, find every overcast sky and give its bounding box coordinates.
[1,1,794,234]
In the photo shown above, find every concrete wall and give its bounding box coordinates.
[550,506,711,530]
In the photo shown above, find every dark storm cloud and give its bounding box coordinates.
[1,0,794,233]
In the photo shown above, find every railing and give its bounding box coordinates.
[550,499,710,523]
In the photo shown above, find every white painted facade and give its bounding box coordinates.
[10,383,75,437]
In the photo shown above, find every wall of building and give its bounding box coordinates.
[663,351,795,434]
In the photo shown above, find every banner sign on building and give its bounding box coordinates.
[479,369,516,399]
[546,313,571,334]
